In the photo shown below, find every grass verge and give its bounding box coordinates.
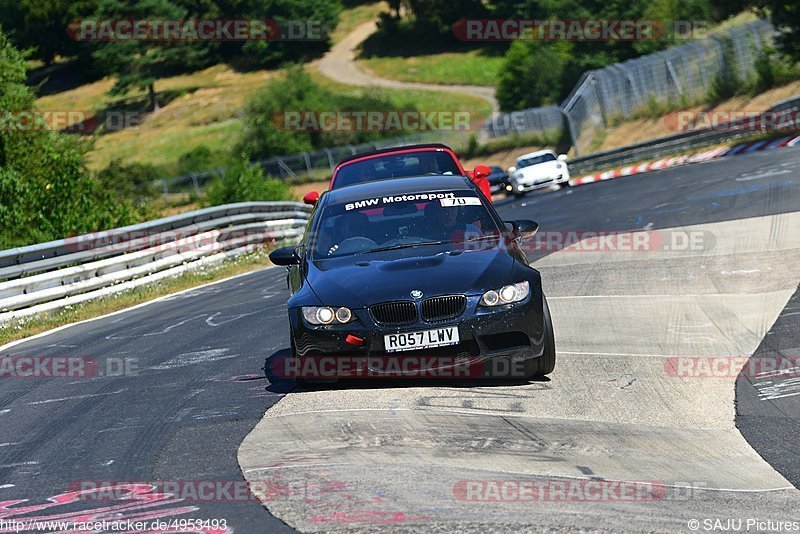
[310,71,494,120]
[36,63,273,174]
[359,50,503,87]
[331,2,388,44]
[0,249,276,346]
[594,82,800,153]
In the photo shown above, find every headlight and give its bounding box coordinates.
[556,163,563,169]
[335,307,352,323]
[302,306,354,325]
[480,281,529,306]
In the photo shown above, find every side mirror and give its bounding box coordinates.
[472,164,491,181]
[269,246,300,266]
[303,191,319,205]
[507,166,517,174]
[506,219,539,238]
[557,154,567,162]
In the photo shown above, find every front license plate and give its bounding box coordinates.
[384,327,459,353]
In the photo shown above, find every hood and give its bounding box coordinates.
[306,247,515,308]
[514,161,563,182]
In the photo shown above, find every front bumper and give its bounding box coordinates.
[510,174,569,193]
[489,181,509,194]
[284,293,545,379]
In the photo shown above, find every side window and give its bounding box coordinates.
[302,200,322,254]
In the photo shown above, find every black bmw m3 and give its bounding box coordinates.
[269,175,556,381]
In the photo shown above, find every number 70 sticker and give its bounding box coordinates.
[440,197,481,207]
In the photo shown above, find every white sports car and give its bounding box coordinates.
[507,150,570,197]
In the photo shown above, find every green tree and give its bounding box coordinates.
[634,0,713,55]
[0,0,97,64]
[96,159,160,202]
[497,40,570,111]
[402,0,485,28]
[177,145,214,173]
[236,66,326,159]
[748,0,800,60]
[204,155,291,206]
[91,0,213,111]
[237,65,399,160]
[231,0,342,67]
[0,29,147,249]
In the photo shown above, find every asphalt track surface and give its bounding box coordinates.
[736,285,800,488]
[1,146,799,533]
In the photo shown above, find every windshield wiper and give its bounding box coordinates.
[363,240,446,253]
[464,234,502,242]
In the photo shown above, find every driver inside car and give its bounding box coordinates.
[423,203,483,243]
[326,212,370,256]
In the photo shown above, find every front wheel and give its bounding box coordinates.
[291,335,338,385]
[524,294,556,378]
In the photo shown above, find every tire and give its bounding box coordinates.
[291,336,338,385]
[265,336,299,391]
[524,294,556,378]
[287,336,301,381]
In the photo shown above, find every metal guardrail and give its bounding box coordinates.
[0,202,307,272]
[567,95,800,174]
[0,202,312,323]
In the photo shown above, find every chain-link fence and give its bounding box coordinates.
[482,104,565,139]
[485,20,774,155]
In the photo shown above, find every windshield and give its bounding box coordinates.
[333,150,462,188]
[310,191,501,259]
[517,153,556,168]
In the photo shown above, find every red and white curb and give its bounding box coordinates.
[569,134,800,187]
